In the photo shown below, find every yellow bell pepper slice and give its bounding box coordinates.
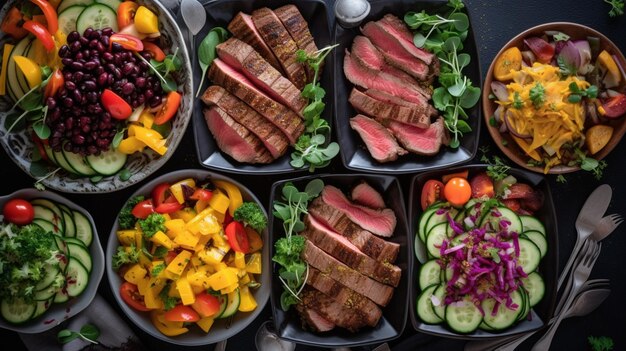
[196,317,215,333]
[234,252,246,269]
[176,277,195,305]
[174,230,200,249]
[151,311,188,336]
[166,250,192,276]
[118,136,146,154]
[13,56,42,88]
[138,109,155,128]
[150,230,177,249]
[597,50,621,88]
[208,190,230,214]
[129,125,168,155]
[245,252,262,274]
[206,267,239,291]
[213,180,243,216]
[0,44,14,96]
[238,285,257,312]
[116,230,137,246]
[170,178,196,204]
[123,264,147,284]
[135,6,160,34]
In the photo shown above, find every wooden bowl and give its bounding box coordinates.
[482,22,626,174]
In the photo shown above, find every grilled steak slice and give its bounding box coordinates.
[344,50,431,107]
[364,89,433,112]
[349,88,431,129]
[386,117,445,156]
[208,59,304,144]
[216,38,307,116]
[308,197,400,263]
[227,12,283,72]
[322,185,396,238]
[350,114,407,163]
[202,85,289,159]
[295,303,335,332]
[299,287,370,332]
[303,215,401,286]
[306,267,382,327]
[351,181,385,210]
[301,240,394,306]
[362,21,430,80]
[203,107,273,164]
[252,8,307,90]
[378,14,435,65]
[274,4,319,82]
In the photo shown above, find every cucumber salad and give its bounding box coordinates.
[0,196,94,324]
[415,169,547,334]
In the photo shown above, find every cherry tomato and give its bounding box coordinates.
[245,226,264,253]
[501,198,521,213]
[131,199,154,219]
[443,177,472,207]
[225,221,250,253]
[469,172,495,198]
[102,89,133,120]
[142,41,166,61]
[523,37,554,64]
[110,33,144,52]
[190,189,212,201]
[120,282,151,311]
[44,68,64,99]
[117,1,139,30]
[155,201,183,214]
[420,179,445,210]
[2,199,35,225]
[191,292,221,318]
[164,304,200,322]
[151,182,171,206]
[154,91,181,125]
[601,93,626,118]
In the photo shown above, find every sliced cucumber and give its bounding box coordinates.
[219,289,240,319]
[419,259,442,290]
[520,215,546,236]
[58,204,77,238]
[521,272,545,307]
[62,148,98,176]
[54,289,70,303]
[76,3,118,34]
[57,0,93,14]
[431,284,446,320]
[64,258,90,297]
[95,0,121,11]
[72,210,94,246]
[480,206,523,234]
[7,38,34,102]
[33,274,63,301]
[34,264,61,291]
[517,238,541,273]
[444,299,482,334]
[481,289,523,330]
[416,284,442,325]
[215,294,228,319]
[85,147,127,176]
[418,207,439,243]
[43,144,57,167]
[58,5,85,35]
[53,148,79,175]
[33,205,65,234]
[425,222,448,258]
[32,298,53,319]
[32,218,64,236]
[1,299,36,324]
[522,230,548,258]
[31,199,65,230]
[67,242,92,272]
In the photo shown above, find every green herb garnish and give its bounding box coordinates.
[513,92,524,109]
[604,0,624,17]
[568,82,598,103]
[57,324,100,345]
[588,335,614,351]
[529,83,545,108]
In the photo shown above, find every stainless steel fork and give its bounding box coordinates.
[554,239,596,316]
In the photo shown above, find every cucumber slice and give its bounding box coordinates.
[64,258,90,297]
[481,290,523,330]
[215,294,228,319]
[53,148,79,175]
[431,284,446,320]
[62,148,98,176]
[67,242,93,272]
[522,230,548,258]
[34,264,61,291]
[58,0,93,14]
[521,272,545,307]
[7,38,33,101]
[31,199,65,230]
[32,218,64,237]
[219,289,240,319]
[72,210,94,246]
[444,299,482,334]
[418,207,439,243]
[480,206,523,234]
[33,273,63,301]
[419,259,442,290]
[95,0,121,11]
[85,147,127,176]
[1,299,36,324]
[416,284,442,325]
[54,289,70,303]
[33,205,65,234]
[43,144,57,167]
[517,238,541,273]
[58,204,77,238]
[425,222,448,258]
[32,298,53,319]
[76,4,118,34]
[520,215,546,236]
[58,5,85,35]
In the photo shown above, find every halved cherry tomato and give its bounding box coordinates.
[164,304,200,322]
[502,199,521,213]
[469,172,495,198]
[132,199,154,219]
[23,20,55,52]
[44,68,64,99]
[601,93,626,118]
[1,7,28,40]
[155,201,183,214]
[420,179,445,210]
[30,0,58,34]
[110,33,144,52]
[443,177,472,207]
[225,221,250,253]
[191,292,221,318]
[2,198,35,225]
[142,41,166,61]
[120,282,151,311]
[190,188,213,201]
[102,89,132,120]
[245,226,263,253]
[523,37,554,64]
[117,1,139,29]
[441,170,469,184]
[154,91,181,125]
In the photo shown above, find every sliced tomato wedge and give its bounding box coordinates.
[131,199,154,219]
[163,304,200,322]
[102,89,132,120]
[120,282,150,311]
[155,200,183,214]
[191,292,221,318]
[469,172,495,198]
[110,33,144,52]
[117,1,139,30]
[154,91,181,125]
[420,179,445,210]
[523,37,554,64]
[601,94,626,118]
[44,68,64,99]
[225,221,250,253]
[142,41,166,61]
[190,188,213,201]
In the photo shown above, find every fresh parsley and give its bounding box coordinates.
[556,174,567,183]
[588,335,614,351]
[196,27,229,97]
[604,0,624,17]
[529,83,545,108]
[513,92,524,109]
[480,147,510,181]
[57,324,100,345]
[568,82,598,103]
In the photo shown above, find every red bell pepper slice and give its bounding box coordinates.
[225,221,250,253]
[22,20,55,52]
[30,0,58,34]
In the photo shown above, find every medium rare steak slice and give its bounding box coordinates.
[203,107,273,164]
[299,287,370,332]
[365,89,434,115]
[308,197,400,263]
[306,267,382,327]
[351,181,386,209]
[349,88,431,129]
[252,8,307,90]
[386,117,446,156]
[301,240,394,306]
[208,59,304,144]
[295,303,335,332]
[274,4,320,82]
[362,21,430,80]
[322,185,396,238]
[349,114,407,163]
[344,50,430,107]
[303,215,401,286]
[227,12,283,72]
[378,14,435,65]
[202,85,289,159]
[216,38,307,116]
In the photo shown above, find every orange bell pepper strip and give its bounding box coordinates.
[29,0,58,34]
[150,311,189,336]
[154,91,181,125]
[1,7,28,40]
[142,41,166,61]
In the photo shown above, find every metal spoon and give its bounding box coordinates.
[180,0,206,84]
[255,320,295,351]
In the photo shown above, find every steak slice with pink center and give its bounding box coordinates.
[385,117,446,156]
[349,114,407,163]
[378,14,436,65]
[351,181,386,210]
[227,12,283,72]
[298,287,370,332]
[349,88,431,129]
[274,4,320,82]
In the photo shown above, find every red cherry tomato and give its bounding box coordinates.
[102,89,132,120]
[420,179,445,210]
[225,221,250,253]
[151,182,171,207]
[601,93,626,118]
[190,189,213,201]
[131,199,154,219]
[142,41,166,61]
[2,199,35,225]
[120,282,150,311]
[444,177,472,207]
[469,172,495,198]
[191,292,221,318]
[110,33,144,52]
[154,91,181,125]
[163,304,200,322]
[523,37,554,64]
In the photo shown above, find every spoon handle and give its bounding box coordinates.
[557,235,582,290]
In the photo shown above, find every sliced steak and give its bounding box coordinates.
[252,8,307,90]
[386,117,445,156]
[203,107,273,164]
[322,185,396,238]
[227,12,283,72]
[301,240,394,306]
[349,88,431,129]
[344,50,431,107]
[365,89,433,112]
[216,38,307,116]
[295,304,335,332]
[378,14,435,65]
[308,197,400,263]
[349,114,407,163]
[299,287,369,332]
[274,4,319,82]
[202,85,289,159]
[307,267,382,327]
[362,21,430,80]
[208,59,304,144]
[351,181,386,209]
[303,215,401,286]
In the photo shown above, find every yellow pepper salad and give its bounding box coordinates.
[112,177,266,336]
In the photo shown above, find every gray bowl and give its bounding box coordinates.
[105,169,271,346]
